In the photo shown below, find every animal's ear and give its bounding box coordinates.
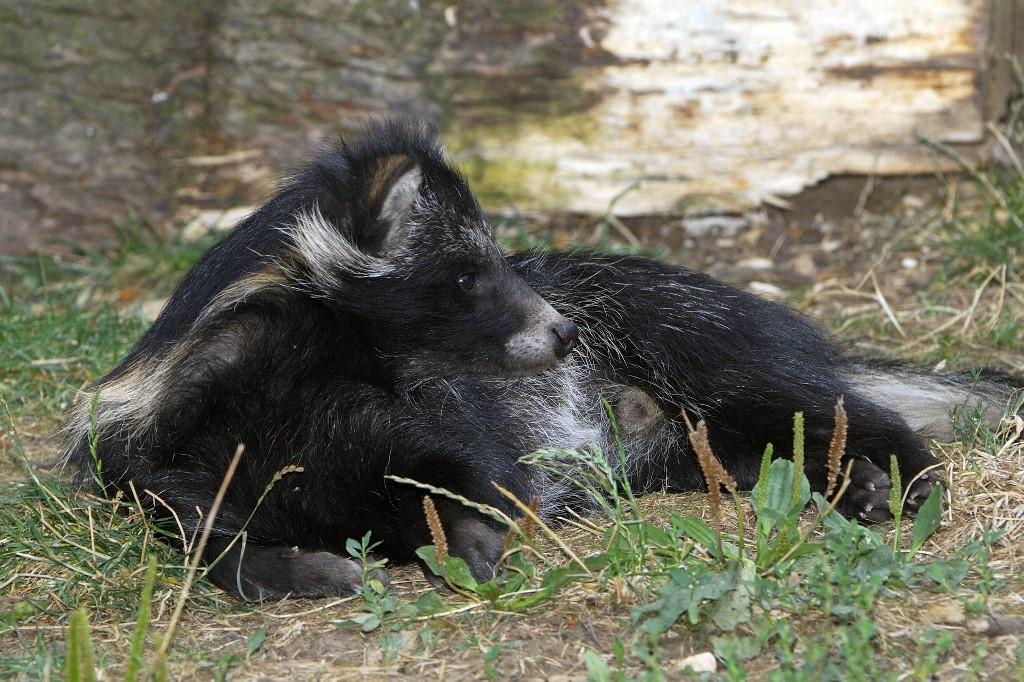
[359,154,422,253]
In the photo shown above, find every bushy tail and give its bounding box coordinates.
[842,363,1022,441]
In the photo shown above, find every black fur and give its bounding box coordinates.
[62,120,1017,599]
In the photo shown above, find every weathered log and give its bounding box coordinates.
[1,1,1021,252]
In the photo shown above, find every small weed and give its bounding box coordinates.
[341,531,396,633]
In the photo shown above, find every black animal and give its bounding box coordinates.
[62,120,1016,599]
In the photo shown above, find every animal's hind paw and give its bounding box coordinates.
[833,458,945,523]
[905,468,944,512]
[418,516,505,587]
[836,458,893,523]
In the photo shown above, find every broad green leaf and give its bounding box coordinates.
[640,521,673,548]
[442,555,478,590]
[358,613,381,633]
[636,589,687,634]
[713,634,762,661]
[779,542,821,563]
[675,512,733,557]
[815,490,852,533]
[686,565,740,625]
[673,515,720,554]
[415,546,479,591]
[924,557,968,588]
[474,578,509,603]
[500,563,587,611]
[634,564,739,635]
[752,459,808,527]
[415,545,444,577]
[910,485,944,555]
[246,628,267,658]
[411,591,448,616]
[711,561,754,630]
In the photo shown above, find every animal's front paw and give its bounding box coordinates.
[448,516,505,583]
[207,542,387,601]
[837,458,892,523]
[273,548,387,599]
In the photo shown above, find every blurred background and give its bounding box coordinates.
[2,0,1022,253]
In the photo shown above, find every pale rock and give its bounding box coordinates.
[682,215,750,237]
[748,281,783,297]
[679,651,717,673]
[734,256,774,271]
[901,195,925,210]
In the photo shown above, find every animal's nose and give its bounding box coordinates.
[551,319,579,358]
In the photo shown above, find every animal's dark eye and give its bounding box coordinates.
[457,272,477,291]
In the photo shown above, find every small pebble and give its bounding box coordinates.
[679,651,717,673]
[748,281,783,296]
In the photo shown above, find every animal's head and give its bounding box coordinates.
[282,119,578,377]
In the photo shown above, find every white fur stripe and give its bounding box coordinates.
[60,266,291,465]
[280,206,392,286]
[845,368,1013,440]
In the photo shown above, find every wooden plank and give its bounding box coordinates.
[984,0,1019,122]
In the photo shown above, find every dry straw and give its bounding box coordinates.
[422,496,448,566]
[825,397,848,499]
[687,417,738,520]
[503,495,540,553]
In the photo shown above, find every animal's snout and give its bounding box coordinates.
[551,319,579,358]
[503,301,578,375]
